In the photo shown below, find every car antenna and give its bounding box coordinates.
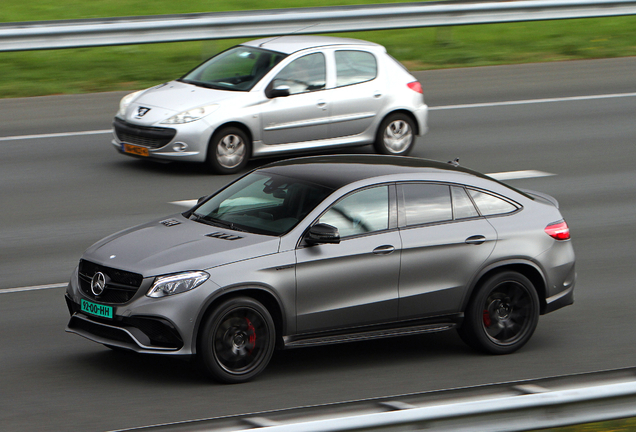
[259,23,320,47]
[448,158,460,167]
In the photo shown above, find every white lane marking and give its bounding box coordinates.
[429,92,636,111]
[1,282,67,294]
[170,199,198,208]
[487,170,554,180]
[0,129,111,142]
[1,92,635,142]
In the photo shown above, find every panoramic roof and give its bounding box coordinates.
[242,36,380,55]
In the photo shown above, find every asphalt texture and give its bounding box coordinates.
[1,57,635,432]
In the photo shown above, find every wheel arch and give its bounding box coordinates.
[462,261,548,316]
[193,285,286,355]
[375,109,420,140]
[208,122,254,156]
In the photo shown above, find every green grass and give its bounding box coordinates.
[1,2,635,98]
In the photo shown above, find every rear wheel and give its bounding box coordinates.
[207,127,250,174]
[458,271,539,354]
[198,297,275,383]
[374,113,416,155]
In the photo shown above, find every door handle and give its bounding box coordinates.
[465,235,486,245]
[373,245,395,255]
[373,92,382,98]
[317,100,327,110]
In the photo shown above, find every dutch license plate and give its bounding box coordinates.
[81,299,113,319]
[122,143,149,157]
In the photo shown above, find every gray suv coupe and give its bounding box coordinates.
[65,155,575,383]
[112,36,428,174]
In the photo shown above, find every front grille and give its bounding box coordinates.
[78,259,143,304]
[71,317,135,344]
[126,317,183,348]
[113,117,176,149]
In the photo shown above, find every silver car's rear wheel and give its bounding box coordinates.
[207,127,250,174]
[458,271,539,355]
[198,297,275,384]
[374,113,416,155]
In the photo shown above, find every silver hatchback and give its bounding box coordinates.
[65,155,575,383]
[112,36,428,173]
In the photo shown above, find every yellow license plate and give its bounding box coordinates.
[123,143,149,157]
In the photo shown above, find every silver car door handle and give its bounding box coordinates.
[373,92,382,98]
[317,101,327,110]
[465,235,486,245]
[373,245,395,255]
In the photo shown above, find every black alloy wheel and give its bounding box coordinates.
[198,297,275,383]
[458,271,540,355]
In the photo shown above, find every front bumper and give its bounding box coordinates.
[65,294,184,353]
[111,118,209,163]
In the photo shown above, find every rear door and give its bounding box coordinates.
[397,183,497,319]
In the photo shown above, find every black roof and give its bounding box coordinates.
[258,155,490,190]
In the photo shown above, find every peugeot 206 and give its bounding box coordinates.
[112,36,428,174]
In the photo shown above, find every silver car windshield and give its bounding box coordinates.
[179,46,287,92]
[191,172,333,236]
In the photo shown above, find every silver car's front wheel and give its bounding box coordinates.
[207,127,250,174]
[374,113,416,155]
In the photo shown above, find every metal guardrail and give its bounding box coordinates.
[110,367,636,432]
[1,0,636,52]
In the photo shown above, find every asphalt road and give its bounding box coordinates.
[1,57,635,432]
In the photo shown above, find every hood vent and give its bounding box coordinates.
[206,232,243,241]
[160,219,181,227]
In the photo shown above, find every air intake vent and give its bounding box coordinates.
[206,232,243,241]
[160,219,181,227]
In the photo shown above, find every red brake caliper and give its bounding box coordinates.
[245,318,256,354]
[483,310,492,328]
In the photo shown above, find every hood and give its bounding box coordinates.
[83,214,280,278]
[125,81,243,124]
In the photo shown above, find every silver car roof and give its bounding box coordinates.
[241,35,382,55]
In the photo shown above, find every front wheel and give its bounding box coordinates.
[374,113,416,155]
[207,127,251,174]
[458,271,540,355]
[198,297,275,383]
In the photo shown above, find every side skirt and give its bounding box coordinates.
[283,317,460,349]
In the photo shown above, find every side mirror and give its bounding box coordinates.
[268,85,290,98]
[305,223,340,245]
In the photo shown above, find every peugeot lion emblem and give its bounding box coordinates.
[91,272,106,296]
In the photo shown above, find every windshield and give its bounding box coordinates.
[192,172,333,236]
[179,46,287,91]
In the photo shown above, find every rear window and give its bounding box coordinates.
[468,189,518,216]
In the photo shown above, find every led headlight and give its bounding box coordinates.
[147,271,209,298]
[160,104,219,124]
[118,90,144,117]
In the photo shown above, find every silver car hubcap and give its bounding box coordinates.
[383,120,413,154]
[216,134,246,169]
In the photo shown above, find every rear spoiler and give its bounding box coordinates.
[520,189,560,208]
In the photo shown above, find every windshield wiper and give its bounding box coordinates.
[190,213,247,232]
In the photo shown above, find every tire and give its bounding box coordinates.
[198,297,275,384]
[373,113,416,156]
[207,127,250,174]
[458,271,540,355]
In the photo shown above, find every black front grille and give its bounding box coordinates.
[78,259,143,304]
[113,117,176,149]
[71,317,135,344]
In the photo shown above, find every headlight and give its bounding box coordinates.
[118,90,144,117]
[160,104,219,124]
[147,271,209,298]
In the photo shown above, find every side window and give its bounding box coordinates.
[318,186,388,238]
[335,50,377,87]
[451,186,479,219]
[468,189,518,216]
[401,184,452,226]
[271,53,326,95]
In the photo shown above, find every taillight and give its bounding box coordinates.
[407,81,423,94]
[545,220,570,240]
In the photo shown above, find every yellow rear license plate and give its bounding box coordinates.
[123,143,149,157]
